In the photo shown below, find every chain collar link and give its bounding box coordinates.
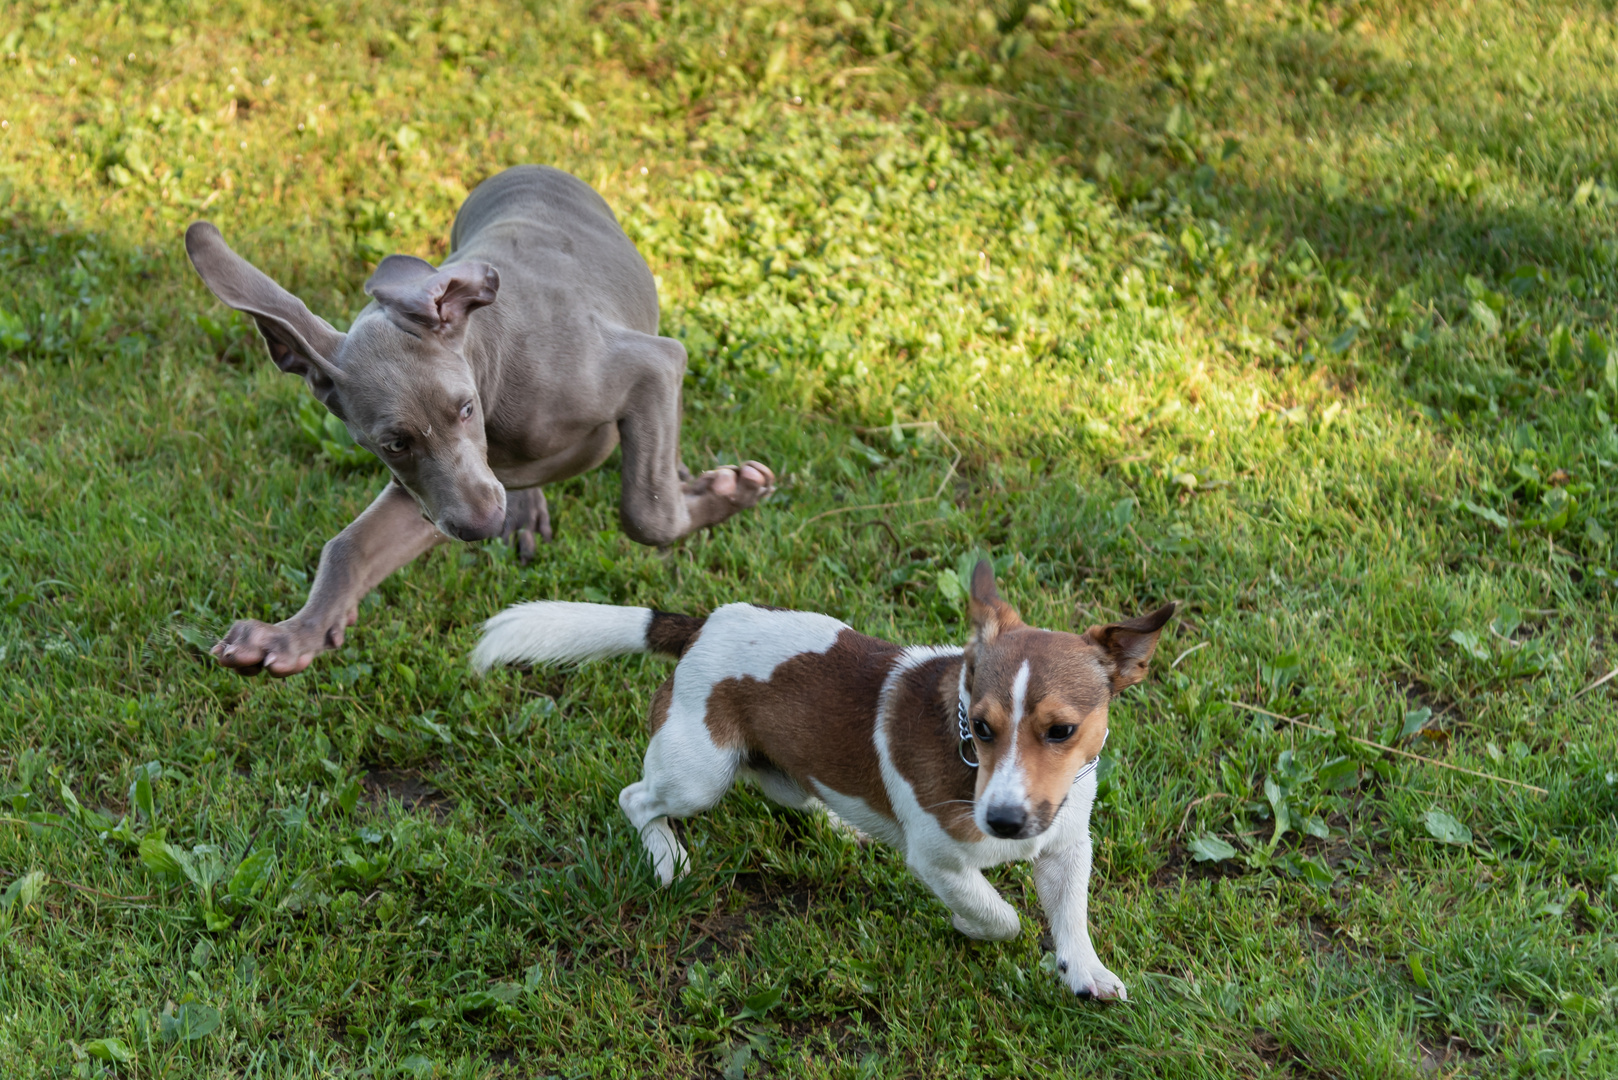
[1071,727,1108,786]
[957,691,979,768]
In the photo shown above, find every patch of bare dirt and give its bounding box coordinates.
[1415,1036,1488,1076]
[1149,842,1249,889]
[1301,914,1376,961]
[685,872,820,962]
[363,768,453,818]
[779,1007,887,1057]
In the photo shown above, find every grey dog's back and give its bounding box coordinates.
[447,166,659,335]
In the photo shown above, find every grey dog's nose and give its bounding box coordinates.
[445,501,505,542]
[984,805,1026,839]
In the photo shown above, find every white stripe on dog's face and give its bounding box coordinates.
[965,625,1120,840]
[975,660,1031,837]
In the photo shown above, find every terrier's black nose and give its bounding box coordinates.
[985,805,1026,838]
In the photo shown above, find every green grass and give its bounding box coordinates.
[3,0,1617,1075]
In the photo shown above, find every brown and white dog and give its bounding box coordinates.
[472,562,1174,999]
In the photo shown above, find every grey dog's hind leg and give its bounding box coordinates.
[610,330,774,546]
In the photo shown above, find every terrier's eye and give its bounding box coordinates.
[971,718,994,742]
[382,438,408,455]
[459,401,474,421]
[1047,724,1076,743]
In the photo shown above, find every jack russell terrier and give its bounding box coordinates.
[472,562,1174,999]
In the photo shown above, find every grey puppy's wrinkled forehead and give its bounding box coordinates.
[326,309,476,431]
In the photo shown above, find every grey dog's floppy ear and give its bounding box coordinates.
[185,221,345,389]
[365,256,500,335]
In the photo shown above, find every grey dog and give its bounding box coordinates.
[185,165,774,677]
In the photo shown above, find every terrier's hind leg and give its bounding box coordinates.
[616,791,686,887]
[620,718,741,885]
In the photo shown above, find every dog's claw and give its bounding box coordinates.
[684,460,775,511]
[499,487,552,564]
[211,618,330,677]
[737,461,773,493]
[738,460,776,501]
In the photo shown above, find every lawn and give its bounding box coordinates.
[2,0,1616,1076]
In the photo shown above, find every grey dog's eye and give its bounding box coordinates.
[459,401,474,420]
[382,438,408,455]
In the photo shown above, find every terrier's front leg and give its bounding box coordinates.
[1033,837,1126,1000]
[911,860,1022,942]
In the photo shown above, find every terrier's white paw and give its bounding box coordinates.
[1059,956,1127,1001]
[651,847,689,886]
[823,809,872,844]
[640,819,689,886]
[952,908,1021,942]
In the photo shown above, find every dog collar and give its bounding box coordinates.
[1072,727,1108,785]
[956,690,980,768]
[956,686,1109,784]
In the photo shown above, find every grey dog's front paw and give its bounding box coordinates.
[212,617,341,677]
[499,486,552,564]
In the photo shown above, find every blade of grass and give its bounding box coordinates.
[1227,701,1548,796]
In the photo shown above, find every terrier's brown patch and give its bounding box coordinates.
[886,654,982,842]
[1014,699,1108,831]
[701,629,899,819]
[647,611,706,657]
[648,676,674,734]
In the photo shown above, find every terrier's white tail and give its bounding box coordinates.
[471,602,707,672]
[471,602,653,672]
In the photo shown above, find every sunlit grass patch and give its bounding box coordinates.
[2,1,1616,1077]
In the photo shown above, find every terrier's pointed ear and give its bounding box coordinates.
[1084,602,1178,695]
[968,560,1023,644]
